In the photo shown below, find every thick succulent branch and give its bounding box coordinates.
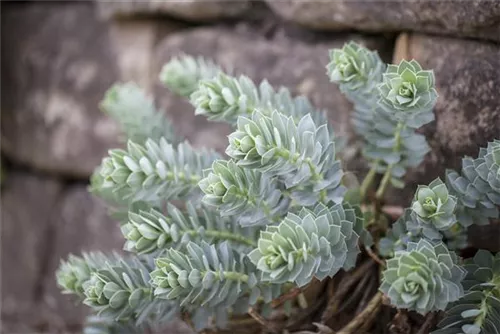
[190,71,331,133]
[160,54,222,97]
[248,203,367,287]
[433,251,500,334]
[199,159,291,226]
[56,252,178,325]
[122,202,258,254]
[226,110,345,206]
[96,138,219,206]
[446,139,500,227]
[328,43,437,184]
[150,241,281,330]
[100,83,180,145]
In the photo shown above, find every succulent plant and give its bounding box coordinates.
[433,250,500,334]
[447,140,500,227]
[160,54,221,97]
[199,159,290,226]
[98,139,219,206]
[100,83,179,145]
[226,110,345,205]
[248,203,363,287]
[484,140,500,192]
[379,209,421,258]
[378,59,438,128]
[58,44,500,334]
[57,254,95,297]
[380,239,466,314]
[327,41,385,98]
[150,241,281,329]
[409,178,458,239]
[122,202,258,255]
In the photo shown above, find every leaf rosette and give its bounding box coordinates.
[380,239,465,314]
[248,203,363,287]
[433,250,500,334]
[409,178,458,239]
[199,159,290,226]
[327,41,385,95]
[226,110,345,205]
[378,59,437,127]
[160,55,221,97]
[446,140,500,227]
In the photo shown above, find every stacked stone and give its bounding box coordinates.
[1,0,499,332]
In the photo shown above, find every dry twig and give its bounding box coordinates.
[366,246,386,267]
[416,312,439,334]
[271,287,302,308]
[248,307,279,333]
[320,260,374,323]
[336,292,383,334]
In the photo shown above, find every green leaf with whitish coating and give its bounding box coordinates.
[380,239,465,315]
[122,201,258,254]
[97,138,219,206]
[446,139,500,228]
[248,203,365,287]
[150,241,281,330]
[56,252,179,326]
[378,209,421,258]
[226,110,345,206]
[378,59,437,127]
[199,159,290,226]
[328,42,433,186]
[100,83,179,145]
[327,41,385,97]
[409,178,458,238]
[160,54,221,97]
[190,72,332,132]
[433,250,500,334]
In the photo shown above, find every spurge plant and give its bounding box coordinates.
[57,41,500,334]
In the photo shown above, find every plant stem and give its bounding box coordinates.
[375,165,393,201]
[374,122,404,202]
[360,161,379,201]
[185,229,257,247]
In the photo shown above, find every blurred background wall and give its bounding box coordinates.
[1,0,499,332]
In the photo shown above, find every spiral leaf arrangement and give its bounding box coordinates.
[328,42,436,185]
[151,241,281,330]
[226,110,345,205]
[97,138,219,205]
[199,159,291,226]
[122,202,258,254]
[433,250,500,334]
[380,239,466,314]
[56,252,178,326]
[57,41,500,333]
[248,203,363,286]
[446,139,500,227]
[190,71,331,131]
[100,83,180,145]
[160,54,221,97]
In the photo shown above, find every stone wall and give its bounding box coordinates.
[1,1,499,332]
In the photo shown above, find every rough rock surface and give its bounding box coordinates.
[385,33,500,207]
[39,186,125,328]
[1,3,181,179]
[98,0,250,22]
[109,19,187,92]
[153,24,394,157]
[1,173,63,331]
[266,0,500,42]
[1,174,126,332]
[1,2,122,178]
